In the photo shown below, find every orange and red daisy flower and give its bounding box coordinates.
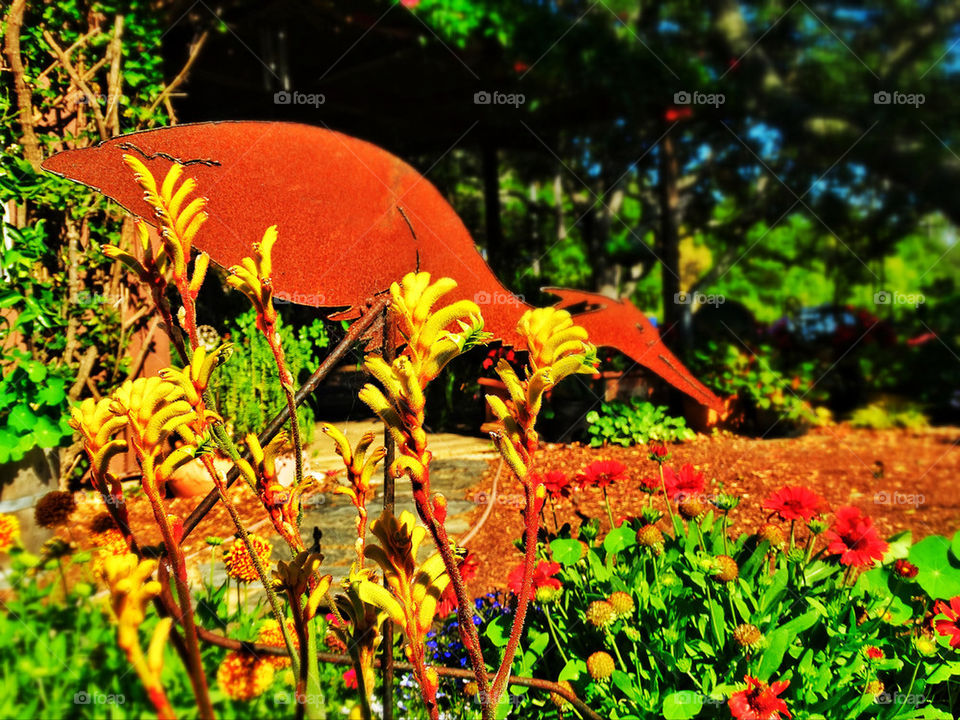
[223,534,273,583]
[534,470,572,502]
[576,460,627,490]
[824,506,888,569]
[728,675,791,720]
[662,463,705,501]
[763,486,826,522]
[0,514,20,553]
[217,651,275,700]
[507,560,561,600]
[934,596,960,648]
[893,559,919,579]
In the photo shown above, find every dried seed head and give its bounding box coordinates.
[607,591,635,618]
[586,600,617,628]
[712,555,739,583]
[586,651,615,681]
[732,623,763,650]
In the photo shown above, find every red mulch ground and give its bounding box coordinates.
[62,426,960,597]
[463,426,960,594]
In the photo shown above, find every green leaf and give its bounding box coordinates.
[603,525,636,555]
[24,361,47,383]
[910,535,960,598]
[558,658,586,682]
[484,615,511,648]
[7,404,35,432]
[33,416,67,448]
[550,538,584,566]
[36,377,67,406]
[662,691,702,719]
[611,670,642,702]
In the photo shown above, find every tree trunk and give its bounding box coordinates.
[658,134,683,350]
[481,139,503,275]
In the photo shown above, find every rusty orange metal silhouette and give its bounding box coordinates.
[42,121,722,411]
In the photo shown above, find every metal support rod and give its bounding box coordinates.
[194,626,603,720]
[380,303,396,720]
[180,297,389,542]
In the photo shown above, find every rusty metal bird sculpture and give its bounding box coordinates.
[42,121,722,412]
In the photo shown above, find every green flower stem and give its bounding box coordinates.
[702,577,723,648]
[602,486,616,530]
[543,604,569,664]
[200,455,302,683]
[658,464,679,530]
[897,659,922,716]
[606,630,630,675]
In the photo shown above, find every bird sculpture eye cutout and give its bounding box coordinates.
[42,121,722,412]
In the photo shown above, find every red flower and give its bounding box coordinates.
[576,460,627,490]
[662,463,705,500]
[728,675,791,720]
[934,596,960,648]
[639,475,660,492]
[534,470,572,502]
[436,551,480,617]
[343,667,358,689]
[824,506,888,569]
[894,559,919,579]
[507,560,561,600]
[648,442,669,463]
[763,486,826,522]
[864,646,884,660]
[513,60,530,73]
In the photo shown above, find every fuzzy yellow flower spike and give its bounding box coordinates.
[358,509,449,713]
[226,225,279,333]
[108,377,199,489]
[321,424,386,566]
[102,218,169,287]
[360,272,489,483]
[332,578,387,702]
[233,431,306,552]
[100,553,175,720]
[70,396,128,479]
[124,155,210,350]
[487,307,597,478]
[123,155,208,283]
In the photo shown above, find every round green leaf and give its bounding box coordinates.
[550,538,584,566]
[662,691,703,719]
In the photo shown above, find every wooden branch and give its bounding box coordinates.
[105,15,124,136]
[124,317,160,382]
[68,345,98,401]
[3,0,42,170]
[41,29,109,140]
[147,31,209,125]
[37,29,96,81]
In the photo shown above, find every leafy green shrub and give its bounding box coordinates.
[208,308,329,442]
[850,401,929,430]
[691,343,825,436]
[585,399,695,447]
[0,350,74,463]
